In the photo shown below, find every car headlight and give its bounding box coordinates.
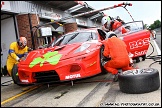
[74,43,90,53]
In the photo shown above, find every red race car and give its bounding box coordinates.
[12,28,107,85]
[11,24,153,86]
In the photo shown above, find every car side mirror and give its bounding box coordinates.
[150,30,156,39]
[152,30,156,39]
[147,27,156,39]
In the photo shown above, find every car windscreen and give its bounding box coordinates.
[53,32,97,46]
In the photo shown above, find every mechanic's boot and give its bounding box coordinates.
[135,57,140,63]
[118,69,122,74]
[113,74,118,82]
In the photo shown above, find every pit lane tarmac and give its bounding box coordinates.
[1,73,114,107]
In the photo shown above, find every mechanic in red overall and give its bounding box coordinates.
[103,32,134,81]
[101,16,127,34]
[114,16,125,24]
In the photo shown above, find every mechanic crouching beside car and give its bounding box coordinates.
[6,37,28,76]
[103,32,134,81]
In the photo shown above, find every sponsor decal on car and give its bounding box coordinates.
[65,74,81,79]
[134,50,147,56]
[29,51,62,68]
[129,38,150,49]
[89,61,97,67]
[21,79,29,83]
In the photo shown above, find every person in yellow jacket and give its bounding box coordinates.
[6,37,28,76]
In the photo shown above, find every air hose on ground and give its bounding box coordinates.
[146,41,161,67]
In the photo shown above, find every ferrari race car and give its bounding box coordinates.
[12,28,107,85]
[12,23,153,85]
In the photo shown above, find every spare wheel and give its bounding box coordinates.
[118,68,160,94]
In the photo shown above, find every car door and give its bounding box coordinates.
[114,21,151,59]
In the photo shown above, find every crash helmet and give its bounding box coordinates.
[106,31,117,39]
[101,16,111,26]
[17,37,27,48]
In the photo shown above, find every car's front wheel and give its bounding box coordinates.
[100,45,108,74]
[11,64,31,86]
[11,64,21,85]
[118,68,160,94]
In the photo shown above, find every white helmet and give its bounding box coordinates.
[101,16,111,26]
[106,31,117,39]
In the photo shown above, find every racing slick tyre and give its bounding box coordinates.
[100,45,108,74]
[11,64,31,86]
[118,68,160,94]
[11,64,21,85]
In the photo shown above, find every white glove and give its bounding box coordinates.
[16,57,20,62]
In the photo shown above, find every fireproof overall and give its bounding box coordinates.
[112,20,127,34]
[103,36,133,74]
[6,42,28,76]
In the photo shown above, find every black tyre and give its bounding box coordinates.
[100,45,108,74]
[11,64,31,86]
[118,68,160,94]
[11,64,21,84]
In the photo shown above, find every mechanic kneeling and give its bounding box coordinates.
[103,32,134,81]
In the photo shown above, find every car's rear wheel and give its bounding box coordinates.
[100,45,108,74]
[118,68,160,94]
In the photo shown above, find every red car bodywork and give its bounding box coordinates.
[114,21,151,59]
[121,30,150,58]
[17,29,105,84]
[16,21,151,85]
